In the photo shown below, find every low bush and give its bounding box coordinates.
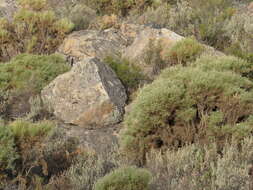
[224,10,253,62]
[51,1,97,31]
[134,0,235,51]
[0,53,70,119]
[143,39,167,76]
[0,125,18,176]
[147,136,253,190]
[46,143,120,190]
[104,56,147,93]
[193,55,253,80]
[0,0,74,61]
[166,38,205,66]
[0,120,82,189]
[94,167,152,190]
[120,66,253,163]
[83,0,155,16]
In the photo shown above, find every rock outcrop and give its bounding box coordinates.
[44,24,224,127]
[122,25,224,78]
[123,27,183,77]
[58,29,129,62]
[41,57,127,128]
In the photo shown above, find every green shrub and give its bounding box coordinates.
[0,54,70,119]
[0,120,54,188]
[193,55,253,80]
[225,43,253,64]
[83,0,155,16]
[104,56,146,92]
[120,66,253,163]
[143,39,167,76]
[166,38,205,66]
[51,1,97,31]
[94,167,152,190]
[0,0,74,61]
[10,119,54,140]
[0,125,18,172]
[224,11,253,62]
[134,0,235,51]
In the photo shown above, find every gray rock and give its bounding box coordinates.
[0,0,17,19]
[41,57,127,128]
[58,29,129,62]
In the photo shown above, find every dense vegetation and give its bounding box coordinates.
[0,0,252,189]
[0,54,70,120]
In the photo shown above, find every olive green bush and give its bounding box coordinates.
[50,0,97,30]
[0,53,70,119]
[82,0,155,16]
[224,11,253,62]
[166,38,205,66]
[0,120,54,188]
[94,167,152,190]
[104,56,147,93]
[0,120,82,189]
[0,0,74,61]
[193,55,253,80]
[147,137,253,190]
[0,125,18,175]
[120,66,253,163]
[134,0,235,51]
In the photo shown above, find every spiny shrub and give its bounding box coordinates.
[120,66,253,163]
[104,56,146,93]
[166,38,205,66]
[94,167,152,190]
[0,54,70,119]
[193,55,253,80]
[0,0,74,61]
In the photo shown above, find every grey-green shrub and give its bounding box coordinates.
[147,136,253,190]
[104,56,146,92]
[166,38,205,66]
[94,167,152,190]
[193,55,253,80]
[0,125,18,172]
[120,66,253,163]
[0,53,70,119]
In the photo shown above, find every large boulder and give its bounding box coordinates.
[122,27,183,78]
[41,57,127,128]
[58,29,129,61]
[122,25,224,78]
